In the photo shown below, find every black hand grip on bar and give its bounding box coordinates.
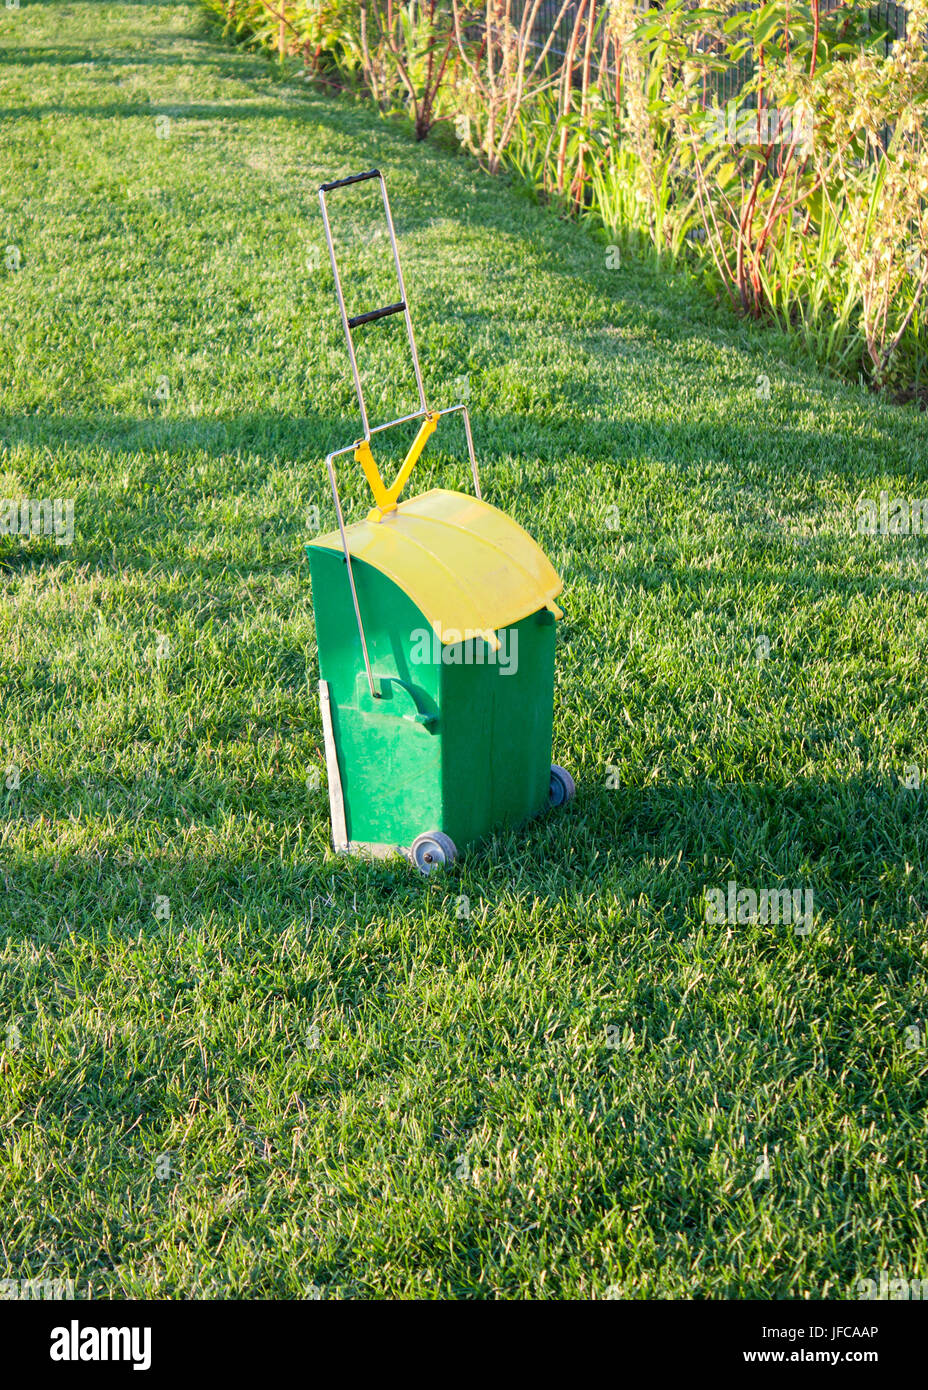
[319,169,381,193]
[347,301,406,330]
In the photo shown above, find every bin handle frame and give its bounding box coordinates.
[318,170,482,700]
[318,169,427,443]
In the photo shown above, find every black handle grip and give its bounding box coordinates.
[347,301,406,330]
[319,169,381,193]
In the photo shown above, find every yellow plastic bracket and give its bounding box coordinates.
[384,412,438,508]
[354,438,391,514]
[360,413,439,523]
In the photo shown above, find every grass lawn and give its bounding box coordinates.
[1,0,927,1301]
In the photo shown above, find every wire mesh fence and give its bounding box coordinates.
[516,1,910,97]
[871,0,908,45]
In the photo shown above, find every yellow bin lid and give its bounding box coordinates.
[308,488,563,644]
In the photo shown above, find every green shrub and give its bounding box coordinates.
[202,0,928,397]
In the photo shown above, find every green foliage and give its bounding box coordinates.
[201,0,362,79]
[615,0,928,393]
[202,3,928,394]
[203,3,923,397]
[357,1,457,138]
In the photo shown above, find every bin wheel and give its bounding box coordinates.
[549,764,576,808]
[410,830,457,875]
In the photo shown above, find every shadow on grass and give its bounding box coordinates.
[0,405,921,598]
[0,401,913,484]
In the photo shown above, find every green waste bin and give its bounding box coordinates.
[308,170,574,873]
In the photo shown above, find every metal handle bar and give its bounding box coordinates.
[318,170,426,439]
[319,169,381,192]
[347,301,405,330]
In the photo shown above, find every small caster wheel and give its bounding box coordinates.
[410,830,457,875]
[549,764,576,808]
